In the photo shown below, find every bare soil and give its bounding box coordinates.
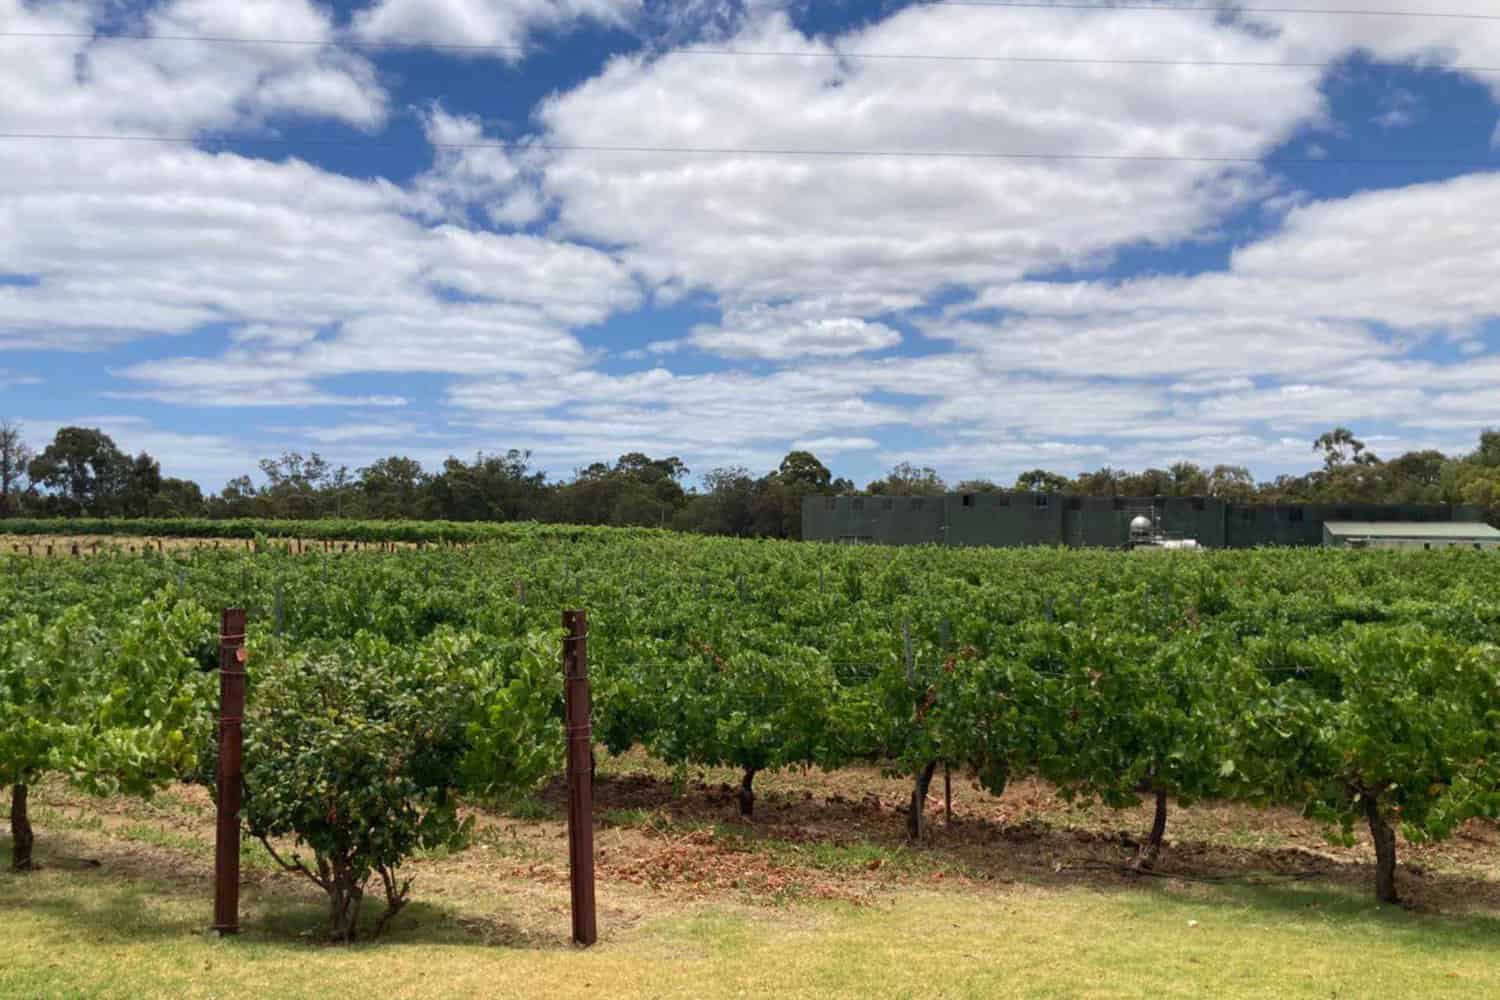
[20,749,1500,923]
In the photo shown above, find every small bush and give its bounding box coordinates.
[241,651,471,942]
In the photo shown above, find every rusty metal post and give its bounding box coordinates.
[944,763,952,825]
[214,609,247,936]
[563,610,597,946]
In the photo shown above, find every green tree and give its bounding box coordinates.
[677,467,759,536]
[1168,461,1209,497]
[867,462,947,496]
[1314,427,1379,470]
[0,419,34,517]
[1206,464,1255,501]
[26,427,131,515]
[257,452,331,519]
[426,450,547,522]
[149,478,205,517]
[358,456,429,519]
[1383,450,1448,503]
[1119,468,1174,496]
[1013,469,1070,493]
[1073,467,1122,495]
[1473,429,1500,468]
[776,450,835,492]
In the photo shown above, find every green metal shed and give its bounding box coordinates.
[1321,521,1500,550]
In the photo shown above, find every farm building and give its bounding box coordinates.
[801,493,1490,549]
[1322,521,1500,550]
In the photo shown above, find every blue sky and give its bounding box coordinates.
[3,0,1500,491]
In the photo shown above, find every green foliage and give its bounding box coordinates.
[239,649,472,942]
[0,590,213,792]
[7,530,1500,903]
[1250,625,1500,842]
[0,590,213,868]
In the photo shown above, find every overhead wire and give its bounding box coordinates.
[0,130,1495,169]
[5,27,1500,73]
[926,1,1500,19]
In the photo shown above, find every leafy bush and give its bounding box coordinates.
[235,627,561,941]
[241,650,471,941]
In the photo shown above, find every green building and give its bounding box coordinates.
[801,494,1489,549]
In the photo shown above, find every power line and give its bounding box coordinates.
[0,130,1497,169]
[927,1,1500,20]
[6,29,1500,73]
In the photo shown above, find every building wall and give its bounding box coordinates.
[1321,525,1500,550]
[802,494,1488,548]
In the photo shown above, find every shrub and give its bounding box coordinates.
[240,650,471,941]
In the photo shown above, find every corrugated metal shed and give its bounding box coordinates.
[1323,521,1500,549]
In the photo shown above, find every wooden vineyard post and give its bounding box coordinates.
[562,610,598,946]
[213,609,247,936]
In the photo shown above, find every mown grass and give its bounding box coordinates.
[5,842,1500,1000]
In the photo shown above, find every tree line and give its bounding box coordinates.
[2,420,1498,536]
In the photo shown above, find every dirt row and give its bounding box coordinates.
[20,753,1500,920]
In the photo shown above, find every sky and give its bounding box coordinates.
[3,0,1500,492]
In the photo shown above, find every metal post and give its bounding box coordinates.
[214,608,247,936]
[944,763,952,826]
[562,610,597,946]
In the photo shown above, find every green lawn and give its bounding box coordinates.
[5,849,1499,1000]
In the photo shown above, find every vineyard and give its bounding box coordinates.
[4,525,1500,954]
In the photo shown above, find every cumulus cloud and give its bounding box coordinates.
[685,305,901,360]
[0,0,388,134]
[535,6,1319,309]
[352,0,642,55]
[0,8,639,408]
[971,172,1500,335]
[407,105,547,226]
[7,0,1500,486]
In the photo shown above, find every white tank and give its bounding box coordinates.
[1129,516,1153,533]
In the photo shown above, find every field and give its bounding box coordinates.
[4,523,1500,995]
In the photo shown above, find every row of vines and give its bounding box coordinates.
[4,527,1500,935]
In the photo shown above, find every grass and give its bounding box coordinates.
[5,851,1500,1000]
[6,758,1500,998]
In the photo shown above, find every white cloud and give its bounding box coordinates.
[0,14,640,403]
[686,305,901,360]
[289,420,430,444]
[0,368,41,390]
[8,1,1500,488]
[792,436,878,453]
[352,0,642,56]
[0,0,387,135]
[929,314,1388,381]
[1254,2,1500,109]
[407,105,547,226]
[535,6,1320,309]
